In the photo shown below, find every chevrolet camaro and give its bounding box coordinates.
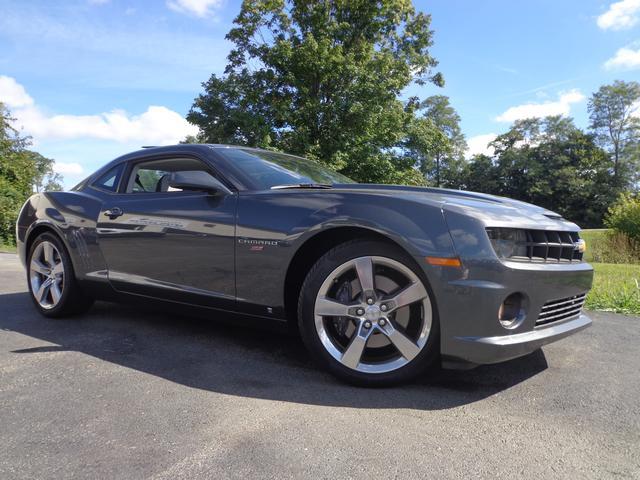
[16,144,593,385]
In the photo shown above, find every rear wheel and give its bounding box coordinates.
[298,240,439,386]
[27,232,93,317]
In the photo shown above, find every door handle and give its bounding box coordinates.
[104,207,124,219]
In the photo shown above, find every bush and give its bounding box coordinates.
[581,229,640,264]
[605,193,640,243]
[0,177,23,245]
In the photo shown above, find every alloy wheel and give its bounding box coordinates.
[29,241,65,309]
[314,256,432,373]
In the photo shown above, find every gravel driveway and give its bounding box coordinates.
[0,253,638,479]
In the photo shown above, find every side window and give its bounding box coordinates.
[125,157,219,194]
[132,168,166,193]
[92,164,124,192]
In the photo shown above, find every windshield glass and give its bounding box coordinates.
[215,148,355,190]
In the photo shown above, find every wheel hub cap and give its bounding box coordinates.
[364,304,381,322]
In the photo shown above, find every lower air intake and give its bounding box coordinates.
[536,294,586,327]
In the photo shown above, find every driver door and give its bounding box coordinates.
[96,155,237,310]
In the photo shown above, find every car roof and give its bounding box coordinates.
[73,144,306,192]
[132,144,274,154]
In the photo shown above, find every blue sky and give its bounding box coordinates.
[1,0,639,187]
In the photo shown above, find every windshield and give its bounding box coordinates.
[215,148,355,190]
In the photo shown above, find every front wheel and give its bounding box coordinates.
[298,240,439,386]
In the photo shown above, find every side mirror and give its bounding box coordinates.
[168,171,230,195]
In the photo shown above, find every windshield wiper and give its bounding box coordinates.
[270,183,333,190]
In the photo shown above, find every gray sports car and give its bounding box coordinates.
[16,144,593,385]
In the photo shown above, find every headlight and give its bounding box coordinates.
[486,228,528,258]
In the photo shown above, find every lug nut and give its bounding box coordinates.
[380,304,387,312]
[356,308,365,316]
[366,297,374,305]
[379,318,387,326]
[363,320,372,329]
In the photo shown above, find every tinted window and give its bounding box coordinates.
[93,164,124,192]
[126,157,218,193]
[216,148,355,190]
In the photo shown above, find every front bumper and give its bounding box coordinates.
[445,313,591,367]
[420,257,594,369]
[422,202,595,369]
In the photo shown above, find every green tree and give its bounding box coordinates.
[188,0,443,184]
[412,95,466,187]
[588,80,640,184]
[402,115,448,182]
[0,103,62,244]
[459,154,501,193]
[26,151,64,193]
[462,116,615,227]
[605,193,640,243]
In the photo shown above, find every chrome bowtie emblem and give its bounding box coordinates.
[364,305,382,322]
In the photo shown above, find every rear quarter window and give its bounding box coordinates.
[92,164,124,192]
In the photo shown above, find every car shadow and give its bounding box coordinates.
[1,292,548,410]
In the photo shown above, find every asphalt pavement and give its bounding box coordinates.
[0,252,638,479]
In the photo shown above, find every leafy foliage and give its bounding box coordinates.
[457,116,616,227]
[456,80,640,227]
[408,95,466,187]
[581,229,640,264]
[188,0,444,184]
[0,103,62,244]
[605,193,640,243]
[588,80,640,184]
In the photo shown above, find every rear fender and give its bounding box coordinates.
[21,191,108,282]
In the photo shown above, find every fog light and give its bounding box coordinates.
[498,293,527,329]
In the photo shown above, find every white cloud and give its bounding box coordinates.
[0,75,34,108]
[16,106,199,144]
[88,0,110,4]
[495,90,585,123]
[54,162,84,175]
[604,46,640,70]
[167,0,223,17]
[597,0,640,30]
[0,76,198,145]
[466,133,497,158]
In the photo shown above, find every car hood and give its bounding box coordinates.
[333,184,580,230]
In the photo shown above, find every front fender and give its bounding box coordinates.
[289,198,456,259]
[235,190,458,319]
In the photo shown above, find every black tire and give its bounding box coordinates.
[298,239,440,386]
[27,232,94,318]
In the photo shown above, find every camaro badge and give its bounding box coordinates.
[238,238,280,247]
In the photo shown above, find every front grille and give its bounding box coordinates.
[487,228,584,263]
[522,230,584,263]
[536,294,586,327]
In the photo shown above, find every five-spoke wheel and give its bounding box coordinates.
[299,240,438,385]
[27,232,93,317]
[29,240,65,309]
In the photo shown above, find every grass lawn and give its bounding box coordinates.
[0,243,17,254]
[586,263,640,315]
[579,229,607,264]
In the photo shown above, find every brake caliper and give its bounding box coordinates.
[332,280,353,337]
